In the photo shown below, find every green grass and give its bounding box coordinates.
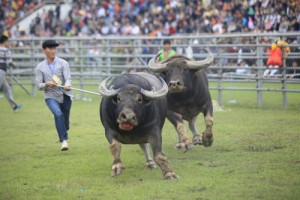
[1,82,300,200]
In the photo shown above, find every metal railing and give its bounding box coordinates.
[6,32,300,108]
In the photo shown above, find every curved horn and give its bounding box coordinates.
[141,77,168,99]
[148,53,169,72]
[185,48,214,70]
[98,77,120,97]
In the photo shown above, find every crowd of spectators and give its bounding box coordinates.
[0,1,43,33]
[1,0,300,38]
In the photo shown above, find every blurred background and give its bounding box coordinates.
[1,0,300,107]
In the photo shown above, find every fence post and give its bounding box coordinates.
[31,39,36,97]
[217,50,223,106]
[105,39,111,76]
[79,39,84,99]
[282,49,287,109]
[256,36,263,108]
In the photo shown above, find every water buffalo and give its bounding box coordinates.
[99,72,177,179]
[148,50,214,152]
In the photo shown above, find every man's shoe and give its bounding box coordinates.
[13,104,23,112]
[61,140,69,151]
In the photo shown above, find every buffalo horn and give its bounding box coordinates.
[141,77,168,99]
[98,77,120,97]
[185,48,214,70]
[148,53,169,72]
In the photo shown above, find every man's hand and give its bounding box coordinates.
[64,86,72,91]
[46,81,57,88]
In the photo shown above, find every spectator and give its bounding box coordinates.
[236,60,250,74]
[55,2,61,20]
[287,60,300,78]
[141,39,154,64]
[237,39,253,66]
[264,42,283,77]
[263,40,290,77]
[157,39,176,62]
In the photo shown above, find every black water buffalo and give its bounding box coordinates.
[99,72,177,179]
[148,50,214,152]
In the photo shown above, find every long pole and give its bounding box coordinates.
[11,75,31,95]
[57,85,101,96]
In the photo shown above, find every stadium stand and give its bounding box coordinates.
[1,0,299,38]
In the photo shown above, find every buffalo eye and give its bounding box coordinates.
[161,71,167,77]
[136,94,143,104]
[181,67,188,72]
[117,95,121,102]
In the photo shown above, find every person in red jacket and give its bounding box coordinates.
[263,40,290,77]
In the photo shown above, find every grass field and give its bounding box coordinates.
[1,82,300,200]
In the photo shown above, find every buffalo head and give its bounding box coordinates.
[99,76,168,131]
[148,49,214,93]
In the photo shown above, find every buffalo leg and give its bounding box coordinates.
[202,112,214,147]
[110,139,125,176]
[149,132,177,180]
[139,143,156,169]
[167,110,194,152]
[188,115,202,145]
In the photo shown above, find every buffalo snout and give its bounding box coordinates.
[117,108,138,131]
[119,110,137,122]
[168,80,184,92]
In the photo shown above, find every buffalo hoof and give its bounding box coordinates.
[192,134,202,145]
[175,142,194,153]
[164,172,178,180]
[111,163,125,177]
[202,133,214,147]
[175,142,185,149]
[144,160,157,169]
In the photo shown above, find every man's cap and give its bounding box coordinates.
[0,34,9,43]
[42,40,59,49]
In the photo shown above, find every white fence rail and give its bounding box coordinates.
[6,32,300,108]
